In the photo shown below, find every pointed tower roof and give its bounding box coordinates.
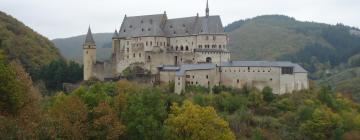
[113,29,119,38]
[84,26,96,45]
[206,0,209,17]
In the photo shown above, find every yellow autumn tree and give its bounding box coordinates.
[164,100,235,140]
[91,102,125,140]
[48,94,88,139]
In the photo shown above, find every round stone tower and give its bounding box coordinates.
[83,26,96,80]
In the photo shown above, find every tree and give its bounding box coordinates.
[122,89,167,140]
[90,102,125,140]
[164,100,235,140]
[299,107,342,139]
[262,87,275,102]
[48,94,89,139]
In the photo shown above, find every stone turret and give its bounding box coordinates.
[83,26,96,80]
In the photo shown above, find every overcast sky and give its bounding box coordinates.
[0,0,359,39]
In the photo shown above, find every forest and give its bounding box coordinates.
[1,51,360,139]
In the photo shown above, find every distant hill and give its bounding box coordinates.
[0,11,62,76]
[226,15,360,79]
[52,33,113,63]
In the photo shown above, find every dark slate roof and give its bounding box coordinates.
[118,14,166,38]
[219,61,307,73]
[84,27,96,45]
[176,63,216,76]
[117,14,224,38]
[113,29,119,38]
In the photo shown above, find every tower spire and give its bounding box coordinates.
[206,0,209,17]
[85,26,95,45]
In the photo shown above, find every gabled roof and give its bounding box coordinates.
[118,14,166,38]
[117,14,225,38]
[84,27,96,45]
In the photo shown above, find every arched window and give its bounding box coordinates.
[185,46,189,51]
[148,56,151,61]
[206,57,212,63]
[219,45,221,49]
[139,53,141,57]
[180,46,184,51]
[176,46,178,51]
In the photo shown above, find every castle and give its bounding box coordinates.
[83,1,309,94]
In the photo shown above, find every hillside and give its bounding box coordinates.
[227,15,360,78]
[320,67,360,102]
[0,11,62,76]
[52,33,112,63]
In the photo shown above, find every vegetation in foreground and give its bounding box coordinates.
[2,60,360,140]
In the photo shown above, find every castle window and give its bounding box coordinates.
[127,55,129,59]
[182,24,185,27]
[185,46,189,51]
[146,41,148,46]
[270,78,273,81]
[86,51,88,54]
[191,82,193,84]
[237,79,239,83]
[170,25,173,28]
[127,48,129,52]
[186,75,190,78]
[127,41,129,45]
[174,31,176,34]
[196,82,198,84]
[133,53,135,58]
[180,46,183,51]
[176,46,178,51]
[199,45,202,48]
[150,19,153,24]
[171,46,174,50]
[185,30,188,33]
[213,36,216,40]
[142,28,144,32]
[139,53,141,57]
[206,75,208,79]
[219,45,222,49]
[129,25,133,28]
[206,36,209,40]
[192,76,194,78]
[212,45,216,48]
[124,29,126,32]
[281,67,294,74]
[141,20,144,23]
[148,28,151,31]
[148,56,151,61]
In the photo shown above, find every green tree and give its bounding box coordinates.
[164,100,235,140]
[122,89,167,140]
[262,87,275,102]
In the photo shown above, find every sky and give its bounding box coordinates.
[0,0,359,39]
